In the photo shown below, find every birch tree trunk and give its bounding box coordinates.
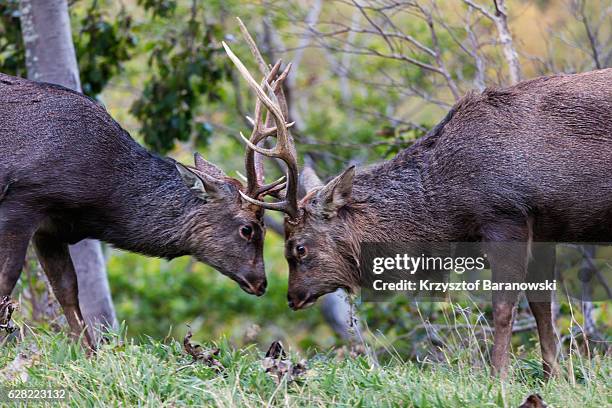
[492,0,521,84]
[463,0,521,85]
[19,0,117,335]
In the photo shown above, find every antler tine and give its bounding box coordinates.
[265,62,299,219]
[237,17,268,77]
[222,42,286,134]
[250,83,265,190]
[272,63,292,121]
[255,176,286,196]
[256,59,282,141]
[245,64,281,195]
[250,63,281,193]
[239,191,292,212]
[236,17,276,197]
[223,27,300,218]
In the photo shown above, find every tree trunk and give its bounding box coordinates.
[320,289,362,342]
[492,0,521,84]
[19,0,117,334]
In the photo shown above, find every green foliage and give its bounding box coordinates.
[299,106,429,176]
[137,0,177,18]
[129,3,227,153]
[0,0,25,77]
[0,0,134,98]
[74,2,136,96]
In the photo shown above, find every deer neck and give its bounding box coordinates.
[349,159,437,244]
[100,154,202,259]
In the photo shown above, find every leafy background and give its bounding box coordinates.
[0,0,610,359]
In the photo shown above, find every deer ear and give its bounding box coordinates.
[176,162,228,201]
[193,152,227,179]
[317,165,355,217]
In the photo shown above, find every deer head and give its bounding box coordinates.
[170,22,295,296]
[282,166,362,309]
[224,22,360,308]
[174,151,271,296]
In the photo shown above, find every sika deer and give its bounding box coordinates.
[232,63,612,377]
[0,61,285,345]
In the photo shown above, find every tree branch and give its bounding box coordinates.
[463,0,521,84]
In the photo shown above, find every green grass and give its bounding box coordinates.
[1,327,610,407]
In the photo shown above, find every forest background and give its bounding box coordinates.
[0,0,610,358]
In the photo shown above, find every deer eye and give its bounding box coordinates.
[240,225,253,241]
[295,244,307,258]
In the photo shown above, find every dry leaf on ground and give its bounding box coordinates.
[262,340,307,385]
[518,394,548,408]
[182,330,224,372]
[0,348,41,383]
[0,296,17,333]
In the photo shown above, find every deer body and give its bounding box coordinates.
[221,34,610,376]
[352,72,612,245]
[2,77,191,255]
[0,73,268,345]
[279,69,612,377]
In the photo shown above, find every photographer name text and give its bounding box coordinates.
[372,279,557,292]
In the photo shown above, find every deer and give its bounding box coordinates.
[224,21,364,345]
[229,50,612,378]
[0,52,289,347]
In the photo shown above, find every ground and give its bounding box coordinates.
[0,328,609,407]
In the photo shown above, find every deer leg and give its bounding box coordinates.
[0,232,31,297]
[527,300,559,378]
[482,222,529,377]
[32,231,94,349]
[526,244,560,379]
[490,292,520,377]
[0,208,36,297]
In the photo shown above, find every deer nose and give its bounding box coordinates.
[253,278,267,296]
[287,291,315,310]
[238,275,267,296]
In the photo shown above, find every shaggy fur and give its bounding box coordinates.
[284,69,612,376]
[0,72,267,301]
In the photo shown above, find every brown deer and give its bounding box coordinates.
[0,58,288,346]
[226,22,364,344]
[232,57,612,377]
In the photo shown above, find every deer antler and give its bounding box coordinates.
[223,19,299,219]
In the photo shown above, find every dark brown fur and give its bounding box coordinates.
[0,73,267,344]
[284,69,612,376]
